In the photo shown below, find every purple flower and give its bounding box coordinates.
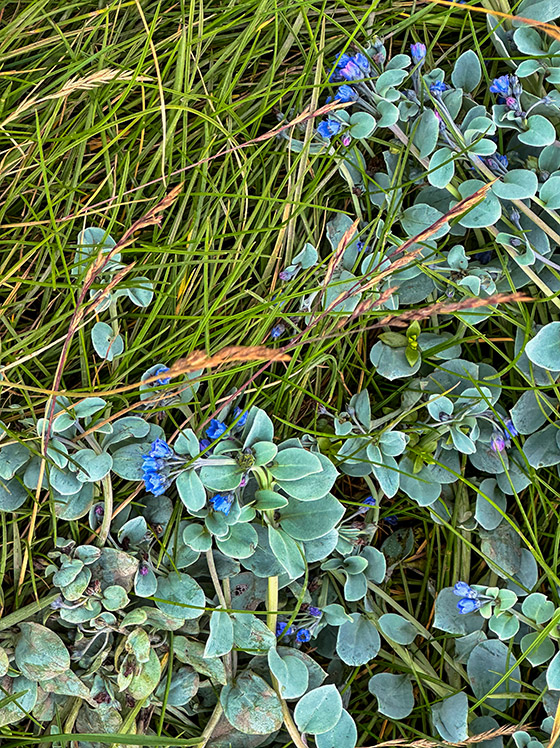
[308,606,322,617]
[490,75,511,96]
[335,84,359,103]
[491,434,506,453]
[206,419,227,441]
[342,134,352,147]
[430,80,447,94]
[410,43,426,65]
[276,621,295,637]
[296,628,312,643]
[279,265,299,282]
[271,323,286,340]
[139,563,150,577]
[210,493,234,515]
[358,496,376,514]
[154,365,171,386]
[317,119,343,139]
[339,52,371,82]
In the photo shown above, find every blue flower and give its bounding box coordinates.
[232,407,248,427]
[385,515,398,526]
[276,621,295,637]
[457,597,482,614]
[296,628,312,643]
[490,75,511,96]
[210,493,234,515]
[206,419,227,441]
[149,438,174,459]
[335,84,359,103]
[453,581,478,599]
[142,439,183,496]
[331,52,370,82]
[199,438,212,451]
[453,582,483,614]
[410,43,426,64]
[430,80,447,94]
[317,119,343,139]
[308,606,322,617]
[358,496,376,514]
[271,323,286,340]
[154,365,171,386]
[495,153,508,169]
[504,418,518,439]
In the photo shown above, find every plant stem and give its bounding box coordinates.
[95,473,113,547]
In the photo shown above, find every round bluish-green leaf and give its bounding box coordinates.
[454,179,502,228]
[525,323,560,370]
[156,665,199,706]
[475,478,506,531]
[253,489,288,510]
[521,632,555,666]
[432,692,468,742]
[370,341,421,381]
[378,613,418,645]
[135,566,157,597]
[15,623,70,681]
[50,467,82,495]
[216,523,258,559]
[73,449,113,482]
[274,452,338,500]
[368,673,414,719]
[400,203,449,240]
[205,610,234,658]
[539,176,560,209]
[336,612,380,666]
[467,639,521,710]
[349,111,376,139]
[126,276,153,307]
[199,461,242,492]
[183,523,213,552]
[413,109,439,158]
[0,442,31,480]
[269,448,322,481]
[294,685,343,735]
[102,584,129,611]
[522,592,555,623]
[492,170,538,200]
[279,493,345,541]
[243,407,274,448]
[451,50,481,92]
[111,443,146,481]
[518,115,556,147]
[267,647,309,700]
[252,441,277,467]
[428,148,455,189]
[511,390,554,435]
[221,669,283,735]
[547,651,560,690]
[488,612,519,640]
[102,416,150,448]
[0,477,28,511]
[176,469,206,512]
[155,572,205,620]
[524,423,560,468]
[91,321,124,361]
[315,709,357,748]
